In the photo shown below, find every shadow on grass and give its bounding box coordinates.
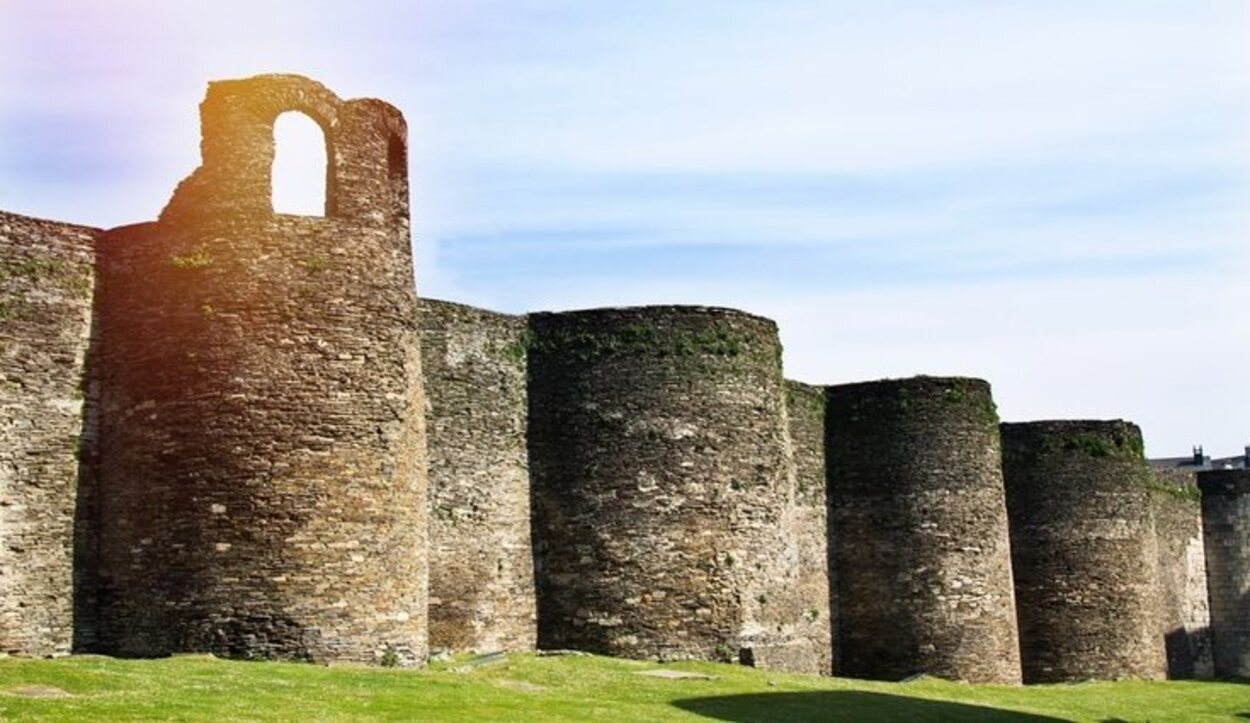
[672,691,1066,722]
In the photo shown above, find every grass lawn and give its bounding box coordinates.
[0,653,1245,722]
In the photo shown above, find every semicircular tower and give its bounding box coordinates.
[527,306,796,664]
[1001,420,1166,682]
[826,376,1021,684]
[91,75,427,664]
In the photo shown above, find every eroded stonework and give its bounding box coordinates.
[89,75,427,665]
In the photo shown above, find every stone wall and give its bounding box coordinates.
[1149,468,1213,678]
[1001,420,1166,683]
[0,212,98,657]
[90,75,428,665]
[769,380,833,675]
[419,299,535,653]
[825,376,1021,684]
[527,306,798,666]
[1198,469,1250,678]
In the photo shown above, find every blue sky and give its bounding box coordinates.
[1,1,1247,455]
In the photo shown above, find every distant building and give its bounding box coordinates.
[1150,446,1250,472]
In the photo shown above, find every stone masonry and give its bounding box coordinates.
[0,212,97,657]
[0,74,1245,683]
[419,298,535,653]
[88,75,428,665]
[1150,468,1213,679]
[773,381,834,675]
[1001,421,1167,683]
[1199,469,1250,678]
[826,377,1022,684]
[527,306,797,665]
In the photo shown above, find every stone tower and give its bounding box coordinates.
[825,376,1022,684]
[88,75,429,664]
[1001,420,1166,682]
[527,306,798,665]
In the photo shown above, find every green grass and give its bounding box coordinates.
[0,653,1245,722]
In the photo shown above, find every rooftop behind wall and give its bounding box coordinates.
[0,212,98,656]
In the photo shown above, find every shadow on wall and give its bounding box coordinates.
[671,692,1065,722]
[1163,624,1210,679]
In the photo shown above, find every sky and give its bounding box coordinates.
[1,1,1247,456]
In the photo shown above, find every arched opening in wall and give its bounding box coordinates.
[272,111,329,216]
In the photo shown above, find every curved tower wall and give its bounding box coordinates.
[1001,420,1166,682]
[826,376,1021,684]
[1149,469,1213,679]
[1199,469,1250,678]
[527,306,795,664]
[0,212,98,656]
[419,299,535,653]
[92,75,428,664]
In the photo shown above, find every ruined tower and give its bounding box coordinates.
[1001,420,1166,682]
[88,75,428,664]
[825,376,1022,684]
[1198,469,1250,678]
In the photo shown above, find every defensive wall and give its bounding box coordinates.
[826,377,1021,684]
[778,381,834,675]
[1,73,1247,682]
[1149,468,1213,678]
[526,306,796,664]
[0,212,98,657]
[1001,421,1167,682]
[419,299,535,654]
[1199,469,1250,678]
